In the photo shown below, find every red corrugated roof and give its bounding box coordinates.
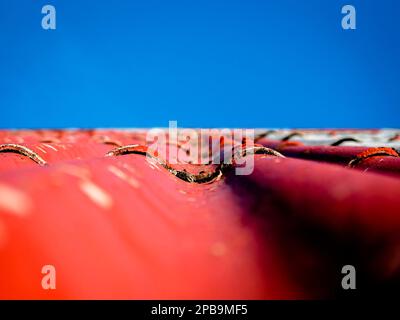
[0,129,399,299]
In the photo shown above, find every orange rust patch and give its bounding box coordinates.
[0,144,48,166]
[276,140,304,151]
[348,147,400,168]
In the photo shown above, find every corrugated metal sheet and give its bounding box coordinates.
[0,129,399,299]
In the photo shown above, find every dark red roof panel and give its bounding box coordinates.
[0,129,399,299]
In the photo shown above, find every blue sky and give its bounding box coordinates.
[0,0,399,128]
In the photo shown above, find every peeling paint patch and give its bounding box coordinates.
[0,144,47,166]
[0,183,32,217]
[79,180,113,210]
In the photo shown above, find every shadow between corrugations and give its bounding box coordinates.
[224,169,400,299]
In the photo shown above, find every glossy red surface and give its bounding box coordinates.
[0,129,399,299]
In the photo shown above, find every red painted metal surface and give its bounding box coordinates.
[0,129,400,299]
[259,137,400,176]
